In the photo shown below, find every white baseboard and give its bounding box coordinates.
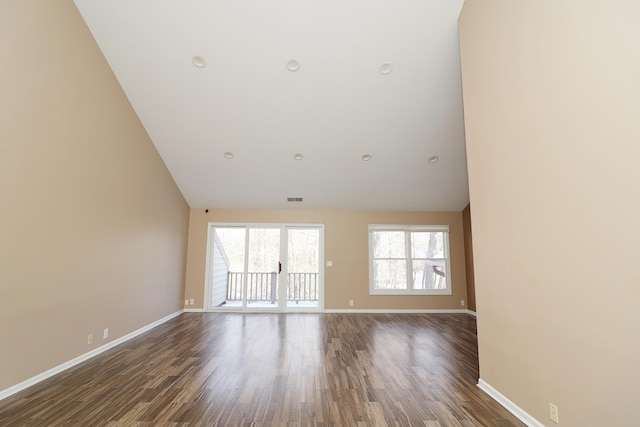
[0,310,183,402]
[323,308,475,314]
[478,379,545,427]
[183,308,205,312]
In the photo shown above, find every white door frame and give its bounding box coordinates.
[204,222,324,312]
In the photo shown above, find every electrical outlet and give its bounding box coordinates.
[549,403,559,423]
[87,334,93,345]
[190,298,195,305]
[349,299,354,307]
[461,299,465,306]
[185,299,189,305]
[103,328,109,339]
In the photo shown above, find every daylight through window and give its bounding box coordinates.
[368,225,451,295]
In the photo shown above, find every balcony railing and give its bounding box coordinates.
[227,272,319,303]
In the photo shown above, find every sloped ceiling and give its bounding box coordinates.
[74,0,468,211]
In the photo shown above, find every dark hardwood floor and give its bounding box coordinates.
[0,313,524,426]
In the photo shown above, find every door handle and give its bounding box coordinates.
[278,262,282,274]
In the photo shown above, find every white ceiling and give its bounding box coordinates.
[74,0,469,212]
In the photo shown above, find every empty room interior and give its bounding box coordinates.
[1,1,639,426]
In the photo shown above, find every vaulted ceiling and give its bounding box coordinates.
[74,0,468,211]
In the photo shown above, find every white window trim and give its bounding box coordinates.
[368,224,452,296]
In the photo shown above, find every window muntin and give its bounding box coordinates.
[369,225,451,295]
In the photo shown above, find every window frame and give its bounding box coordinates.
[368,224,452,295]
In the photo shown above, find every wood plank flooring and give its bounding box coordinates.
[0,313,524,426]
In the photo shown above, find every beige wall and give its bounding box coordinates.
[0,1,189,392]
[185,209,467,310]
[459,1,640,425]
[462,204,476,312]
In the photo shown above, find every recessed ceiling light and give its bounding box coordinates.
[428,155,439,163]
[293,153,304,160]
[223,152,234,159]
[286,59,301,72]
[361,154,372,161]
[192,56,207,68]
[379,62,393,75]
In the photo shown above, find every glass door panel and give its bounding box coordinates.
[247,228,281,309]
[210,227,246,309]
[286,228,320,309]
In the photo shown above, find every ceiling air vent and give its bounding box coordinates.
[287,197,303,202]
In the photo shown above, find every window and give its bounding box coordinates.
[368,225,451,295]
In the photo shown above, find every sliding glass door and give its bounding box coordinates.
[206,223,323,311]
